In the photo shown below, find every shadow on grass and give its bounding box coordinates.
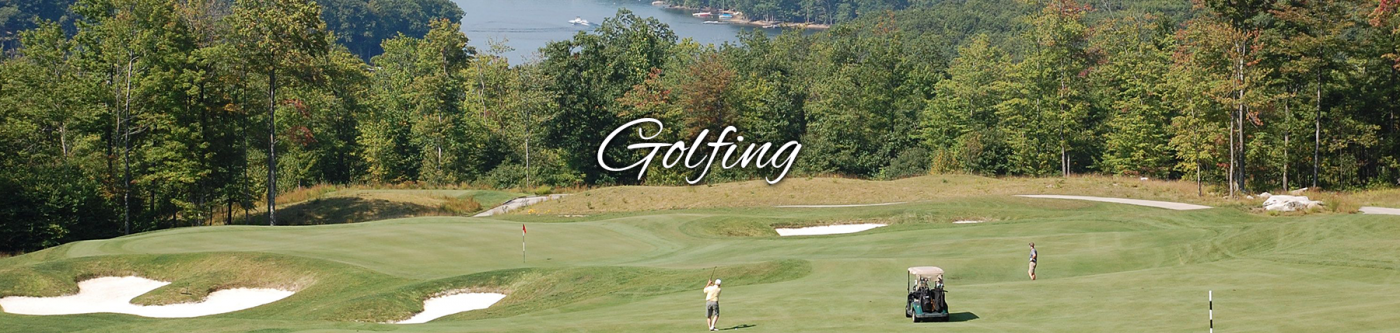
[721,324,757,330]
[948,312,979,322]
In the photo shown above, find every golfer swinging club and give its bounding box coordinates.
[704,278,722,331]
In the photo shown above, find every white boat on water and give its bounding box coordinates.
[692,12,712,18]
[702,21,721,24]
[568,16,590,26]
[651,1,667,5]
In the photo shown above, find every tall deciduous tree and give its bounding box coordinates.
[922,34,1014,174]
[1094,16,1176,178]
[228,0,329,225]
[1268,0,1353,189]
[1026,0,1096,177]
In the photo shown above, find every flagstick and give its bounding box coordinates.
[522,227,526,263]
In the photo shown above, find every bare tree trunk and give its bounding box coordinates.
[1313,70,1321,188]
[59,124,69,158]
[1197,161,1203,197]
[1234,41,1247,196]
[525,108,531,191]
[1191,95,1203,197]
[122,56,135,235]
[1228,115,1235,198]
[239,63,249,225]
[1060,77,1068,178]
[1283,91,1290,191]
[267,69,277,226]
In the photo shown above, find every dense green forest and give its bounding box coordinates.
[2,0,1399,252]
[0,0,461,59]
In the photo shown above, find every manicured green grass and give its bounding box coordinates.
[2,179,1399,332]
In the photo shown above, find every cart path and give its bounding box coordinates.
[1359,206,1400,215]
[473,194,568,217]
[774,202,908,208]
[1015,195,1212,210]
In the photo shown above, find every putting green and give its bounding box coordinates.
[2,190,1398,332]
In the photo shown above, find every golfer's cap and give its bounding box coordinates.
[715,279,721,284]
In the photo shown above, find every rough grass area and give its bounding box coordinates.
[1344,188,1400,207]
[523,174,1391,216]
[518,175,1223,215]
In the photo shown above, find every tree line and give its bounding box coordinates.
[2,0,1398,252]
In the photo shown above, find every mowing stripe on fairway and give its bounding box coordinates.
[774,202,908,208]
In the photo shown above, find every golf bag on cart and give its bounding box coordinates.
[910,286,944,313]
[907,279,946,315]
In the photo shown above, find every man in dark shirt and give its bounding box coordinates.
[1028,242,1038,280]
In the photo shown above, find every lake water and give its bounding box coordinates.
[452,0,782,64]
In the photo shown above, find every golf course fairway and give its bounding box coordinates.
[2,178,1399,332]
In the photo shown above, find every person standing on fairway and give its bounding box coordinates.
[704,279,722,331]
[1028,242,1038,280]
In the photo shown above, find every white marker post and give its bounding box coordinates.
[1208,290,1213,333]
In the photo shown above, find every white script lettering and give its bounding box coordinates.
[598,118,802,184]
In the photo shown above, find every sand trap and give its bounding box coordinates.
[775,202,906,208]
[774,223,886,236]
[0,276,294,318]
[1015,195,1211,210]
[396,292,506,324]
[952,220,984,224]
[1360,206,1400,215]
[474,194,568,217]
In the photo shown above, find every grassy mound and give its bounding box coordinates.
[325,260,809,323]
[229,189,525,225]
[0,252,320,305]
[668,197,1082,238]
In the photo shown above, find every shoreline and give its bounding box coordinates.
[652,2,831,30]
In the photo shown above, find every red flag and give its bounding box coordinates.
[522,224,527,234]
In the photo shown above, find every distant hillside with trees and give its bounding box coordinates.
[0,0,461,60]
[667,0,1192,26]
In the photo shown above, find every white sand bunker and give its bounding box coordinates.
[1016,195,1211,210]
[952,220,985,224]
[396,292,507,324]
[0,276,294,318]
[774,223,886,236]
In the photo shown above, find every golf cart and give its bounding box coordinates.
[905,266,948,322]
